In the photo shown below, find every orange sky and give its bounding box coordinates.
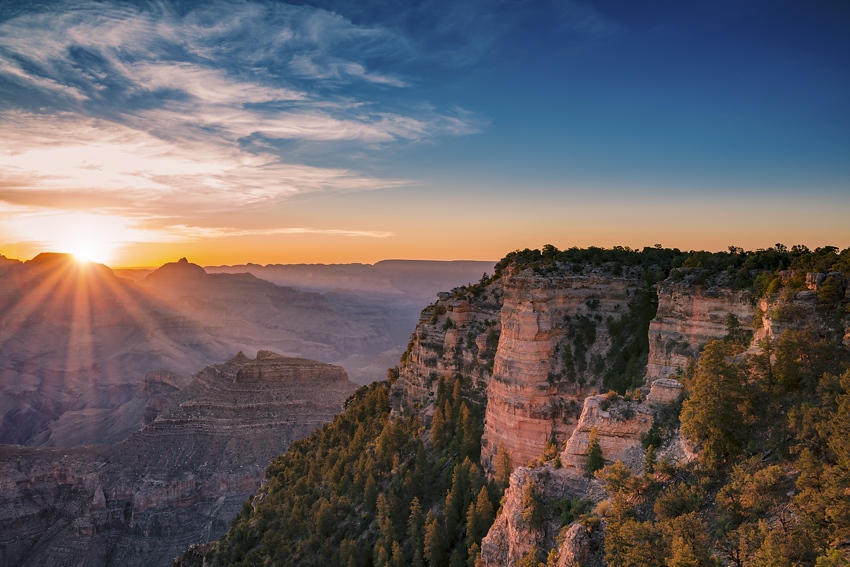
[3,190,848,268]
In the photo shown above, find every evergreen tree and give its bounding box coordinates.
[391,541,406,567]
[408,497,425,560]
[680,340,746,468]
[495,444,513,490]
[424,511,445,567]
[521,480,544,529]
[644,444,656,476]
[586,427,604,477]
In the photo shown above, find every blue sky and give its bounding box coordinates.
[0,0,847,265]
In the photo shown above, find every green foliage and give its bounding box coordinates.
[521,480,545,529]
[603,281,660,393]
[209,374,501,567]
[680,340,747,468]
[585,427,604,477]
[602,317,850,567]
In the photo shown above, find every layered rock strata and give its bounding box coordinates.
[479,464,604,567]
[560,394,654,475]
[0,352,356,567]
[647,277,753,380]
[391,284,504,414]
[481,269,641,471]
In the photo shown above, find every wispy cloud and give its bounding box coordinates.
[166,225,394,239]
[0,0,475,246]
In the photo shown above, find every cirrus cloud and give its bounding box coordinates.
[0,0,478,244]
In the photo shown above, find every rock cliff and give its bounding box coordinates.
[479,464,604,567]
[391,282,503,414]
[0,352,356,567]
[481,268,643,471]
[559,394,654,475]
[646,274,752,381]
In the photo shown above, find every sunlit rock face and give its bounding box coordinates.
[391,284,504,416]
[479,464,603,567]
[0,352,356,567]
[646,278,753,381]
[646,378,684,405]
[560,394,654,474]
[392,263,647,474]
[481,269,641,472]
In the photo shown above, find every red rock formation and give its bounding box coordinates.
[481,269,640,472]
[560,394,654,474]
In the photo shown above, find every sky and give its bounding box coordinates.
[0,0,848,267]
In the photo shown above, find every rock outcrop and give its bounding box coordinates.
[560,394,654,474]
[481,269,642,471]
[391,284,503,414]
[646,276,753,381]
[479,465,603,567]
[0,352,356,567]
[646,378,684,406]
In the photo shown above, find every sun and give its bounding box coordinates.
[69,240,112,265]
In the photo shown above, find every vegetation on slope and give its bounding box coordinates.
[209,370,501,567]
[203,244,850,567]
[598,327,850,565]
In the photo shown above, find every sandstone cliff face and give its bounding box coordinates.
[391,283,504,414]
[647,278,753,380]
[393,265,648,474]
[560,394,654,475]
[481,381,685,567]
[481,269,642,472]
[0,352,356,567]
[479,465,604,567]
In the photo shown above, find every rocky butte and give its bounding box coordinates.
[0,351,356,567]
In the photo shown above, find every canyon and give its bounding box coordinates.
[0,351,356,567]
[5,246,850,566]
[0,254,490,446]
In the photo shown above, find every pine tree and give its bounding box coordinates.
[644,444,656,476]
[474,485,494,532]
[521,480,544,529]
[466,543,481,567]
[585,427,604,477]
[408,497,425,562]
[391,541,406,567]
[495,444,513,490]
[432,403,447,449]
[364,474,378,512]
[680,340,746,468]
[424,511,445,567]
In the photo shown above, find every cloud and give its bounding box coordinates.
[0,0,477,247]
[0,111,409,216]
[165,225,394,239]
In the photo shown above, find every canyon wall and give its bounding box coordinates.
[394,264,658,474]
[0,352,356,567]
[646,276,753,381]
[481,269,641,472]
[391,283,504,413]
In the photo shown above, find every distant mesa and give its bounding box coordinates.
[142,256,208,283]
